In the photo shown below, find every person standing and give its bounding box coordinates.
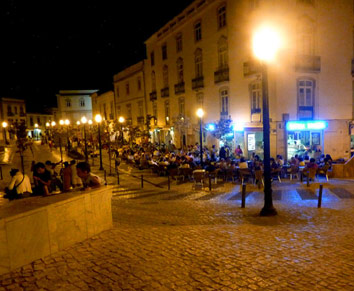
[62,162,72,192]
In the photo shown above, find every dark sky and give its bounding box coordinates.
[0,0,194,111]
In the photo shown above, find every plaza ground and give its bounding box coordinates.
[0,142,354,290]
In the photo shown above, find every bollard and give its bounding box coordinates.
[209,175,212,191]
[141,175,144,188]
[168,175,170,190]
[117,170,120,185]
[307,175,309,187]
[318,184,323,208]
[104,170,107,183]
[241,184,246,208]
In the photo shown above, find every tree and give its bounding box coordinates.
[210,117,233,142]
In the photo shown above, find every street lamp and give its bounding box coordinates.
[64,119,71,151]
[2,121,8,145]
[118,116,125,146]
[253,25,281,216]
[34,123,39,140]
[81,116,88,162]
[95,114,104,170]
[196,108,204,167]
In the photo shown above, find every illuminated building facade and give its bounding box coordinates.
[144,0,353,160]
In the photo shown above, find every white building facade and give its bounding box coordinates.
[144,0,354,160]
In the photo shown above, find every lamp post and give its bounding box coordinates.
[2,121,8,145]
[196,108,204,167]
[81,116,88,162]
[95,114,104,170]
[34,123,39,140]
[253,25,281,216]
[65,119,70,151]
[118,116,125,146]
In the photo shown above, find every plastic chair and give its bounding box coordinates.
[193,170,206,188]
[239,168,254,185]
[289,165,299,180]
[317,164,330,181]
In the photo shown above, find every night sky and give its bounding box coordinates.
[0,0,194,112]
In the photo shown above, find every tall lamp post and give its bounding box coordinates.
[253,25,281,216]
[95,114,104,170]
[2,121,8,145]
[118,116,125,146]
[65,119,70,151]
[196,108,204,167]
[34,123,39,140]
[81,116,88,162]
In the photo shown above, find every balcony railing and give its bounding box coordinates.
[220,112,229,120]
[251,108,261,114]
[192,76,204,90]
[243,60,261,77]
[174,82,185,95]
[295,55,321,73]
[149,91,157,101]
[161,87,170,98]
[214,67,229,83]
[137,116,144,124]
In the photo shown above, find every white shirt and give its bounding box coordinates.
[8,172,32,194]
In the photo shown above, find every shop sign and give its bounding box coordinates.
[286,121,327,131]
[248,134,256,151]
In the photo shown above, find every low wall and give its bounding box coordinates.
[0,186,113,275]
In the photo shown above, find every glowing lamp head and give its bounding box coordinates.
[34,123,38,128]
[2,122,7,128]
[253,26,281,62]
[76,121,81,125]
[118,116,125,123]
[88,120,92,125]
[95,114,102,123]
[81,116,87,124]
[51,121,56,127]
[65,119,70,125]
[196,108,204,118]
[59,120,64,125]
[45,122,50,127]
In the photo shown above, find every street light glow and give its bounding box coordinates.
[65,119,70,125]
[59,120,64,125]
[95,114,102,123]
[2,122,8,128]
[196,108,204,118]
[81,116,87,124]
[88,120,92,125]
[77,121,81,125]
[253,26,281,62]
[118,116,125,123]
[34,123,38,128]
[45,122,50,127]
[51,121,56,127]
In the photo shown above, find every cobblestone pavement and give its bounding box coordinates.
[1,143,354,290]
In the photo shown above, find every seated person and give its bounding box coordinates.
[298,157,305,166]
[4,169,32,200]
[76,162,104,190]
[33,162,52,196]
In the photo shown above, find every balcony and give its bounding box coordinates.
[251,108,261,114]
[243,60,261,77]
[109,113,114,120]
[295,55,321,73]
[161,87,170,98]
[126,118,132,125]
[220,112,229,120]
[137,116,144,124]
[149,91,157,101]
[214,67,229,83]
[192,76,204,90]
[174,82,185,95]
[7,112,14,117]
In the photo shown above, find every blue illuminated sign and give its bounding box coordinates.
[286,121,327,131]
[207,123,216,131]
[231,122,245,132]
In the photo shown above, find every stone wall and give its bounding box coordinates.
[0,186,113,275]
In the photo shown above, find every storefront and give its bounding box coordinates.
[286,121,327,160]
[235,125,264,159]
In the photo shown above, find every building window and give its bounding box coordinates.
[196,93,204,107]
[37,117,41,125]
[218,36,228,68]
[297,16,315,56]
[126,104,132,119]
[152,101,157,124]
[176,33,183,52]
[194,21,202,42]
[14,106,18,115]
[250,82,261,114]
[165,100,170,125]
[162,43,167,60]
[178,97,185,117]
[126,82,130,95]
[137,77,142,91]
[177,58,184,83]
[151,71,156,91]
[20,106,24,115]
[30,117,34,127]
[195,48,203,77]
[150,51,155,66]
[298,79,315,120]
[138,101,144,117]
[220,88,229,119]
[217,4,226,29]
[66,99,71,107]
[79,98,85,107]
[117,106,121,116]
[163,65,169,88]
